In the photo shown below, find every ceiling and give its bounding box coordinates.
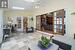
[8,0,50,11]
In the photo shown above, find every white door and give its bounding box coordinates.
[0,9,3,43]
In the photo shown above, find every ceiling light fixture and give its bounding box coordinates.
[24,0,39,2]
[25,0,34,2]
[35,6,39,8]
[12,7,24,10]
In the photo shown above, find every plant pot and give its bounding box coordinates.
[38,41,52,50]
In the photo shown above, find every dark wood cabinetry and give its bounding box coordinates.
[36,9,65,35]
[36,16,41,30]
[54,9,65,34]
[36,14,54,33]
[23,17,28,32]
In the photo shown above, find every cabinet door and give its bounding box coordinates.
[36,16,41,30]
[54,9,65,35]
[23,17,28,32]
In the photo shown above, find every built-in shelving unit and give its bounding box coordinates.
[53,9,65,34]
[23,17,28,32]
[36,9,65,35]
[36,15,41,30]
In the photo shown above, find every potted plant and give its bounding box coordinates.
[38,36,52,48]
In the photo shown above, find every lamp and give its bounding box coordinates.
[12,7,24,10]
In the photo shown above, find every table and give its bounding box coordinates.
[3,28,11,41]
[3,28,11,35]
[28,42,59,50]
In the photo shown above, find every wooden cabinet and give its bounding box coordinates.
[36,16,41,30]
[23,17,28,32]
[54,9,65,35]
[36,9,65,35]
[36,14,54,32]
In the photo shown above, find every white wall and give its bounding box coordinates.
[28,16,34,28]
[4,10,34,31]
[4,10,33,23]
[0,9,3,43]
[33,0,75,38]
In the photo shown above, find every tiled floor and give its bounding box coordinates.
[1,31,43,50]
[0,31,64,50]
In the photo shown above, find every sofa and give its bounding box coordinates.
[52,35,75,50]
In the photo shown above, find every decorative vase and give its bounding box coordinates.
[38,41,52,50]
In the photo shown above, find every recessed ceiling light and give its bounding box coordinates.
[35,6,39,8]
[24,0,39,2]
[12,7,24,10]
[24,0,35,2]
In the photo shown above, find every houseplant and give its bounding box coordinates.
[38,36,52,48]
